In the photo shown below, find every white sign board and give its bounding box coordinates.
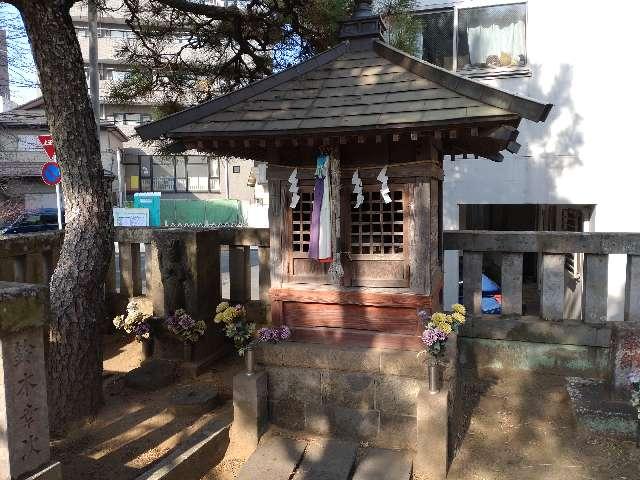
[113,208,149,227]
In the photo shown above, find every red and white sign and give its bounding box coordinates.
[38,134,56,160]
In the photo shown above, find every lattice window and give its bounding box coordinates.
[292,190,313,253]
[350,190,404,255]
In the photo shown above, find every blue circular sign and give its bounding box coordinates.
[41,161,61,186]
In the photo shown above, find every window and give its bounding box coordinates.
[126,155,222,193]
[419,2,528,77]
[350,190,404,255]
[209,158,221,192]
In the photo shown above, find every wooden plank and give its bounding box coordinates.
[283,302,418,334]
[270,287,431,308]
[409,182,430,295]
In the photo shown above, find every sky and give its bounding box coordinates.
[0,3,41,105]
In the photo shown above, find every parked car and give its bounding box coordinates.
[0,208,64,235]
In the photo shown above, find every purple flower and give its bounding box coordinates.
[421,326,446,347]
[280,326,291,340]
[417,309,430,324]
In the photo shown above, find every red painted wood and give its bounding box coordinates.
[284,301,418,334]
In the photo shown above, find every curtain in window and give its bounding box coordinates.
[457,4,526,69]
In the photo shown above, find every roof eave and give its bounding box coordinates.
[373,41,553,123]
[136,41,351,142]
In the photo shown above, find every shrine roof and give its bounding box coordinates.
[137,22,551,143]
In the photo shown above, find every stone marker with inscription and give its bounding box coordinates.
[0,282,62,480]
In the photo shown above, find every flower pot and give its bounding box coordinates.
[183,342,194,362]
[245,347,255,376]
[428,363,440,394]
[140,337,154,360]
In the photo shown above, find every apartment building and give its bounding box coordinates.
[67,0,264,206]
[413,0,640,320]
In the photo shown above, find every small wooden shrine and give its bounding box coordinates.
[138,1,551,351]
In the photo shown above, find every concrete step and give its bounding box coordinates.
[566,376,637,439]
[236,437,307,480]
[292,439,358,480]
[351,448,413,480]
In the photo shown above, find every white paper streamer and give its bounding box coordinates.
[352,169,364,208]
[377,166,392,203]
[288,168,300,208]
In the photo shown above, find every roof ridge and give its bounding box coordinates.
[373,40,552,123]
[137,41,351,141]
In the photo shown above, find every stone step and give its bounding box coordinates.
[566,376,637,439]
[351,448,413,480]
[236,437,307,480]
[292,439,358,480]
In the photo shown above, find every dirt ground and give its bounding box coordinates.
[51,334,243,480]
[443,371,640,480]
[54,337,640,480]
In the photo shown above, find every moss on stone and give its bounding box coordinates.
[0,282,47,334]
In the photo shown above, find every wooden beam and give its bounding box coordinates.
[339,136,347,145]
[357,135,365,144]
[375,135,382,144]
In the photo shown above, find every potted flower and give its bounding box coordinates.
[214,302,257,372]
[165,309,207,362]
[113,299,154,360]
[629,371,640,447]
[418,304,466,393]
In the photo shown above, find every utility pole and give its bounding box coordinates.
[88,0,101,148]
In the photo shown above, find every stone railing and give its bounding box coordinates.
[0,227,270,321]
[0,231,63,285]
[444,230,640,323]
[110,227,270,319]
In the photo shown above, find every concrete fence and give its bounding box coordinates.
[0,227,270,321]
[444,230,640,323]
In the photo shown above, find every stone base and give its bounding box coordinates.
[566,377,637,439]
[257,340,458,451]
[459,337,610,378]
[23,462,63,480]
[231,371,268,455]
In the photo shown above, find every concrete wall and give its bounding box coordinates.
[414,0,640,320]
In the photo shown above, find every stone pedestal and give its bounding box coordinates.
[415,387,449,480]
[0,282,62,480]
[231,371,268,451]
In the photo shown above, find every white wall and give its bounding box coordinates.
[415,0,640,319]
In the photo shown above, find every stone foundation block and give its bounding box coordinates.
[321,371,376,410]
[332,406,380,440]
[266,366,321,405]
[232,371,268,449]
[269,399,305,431]
[375,376,425,416]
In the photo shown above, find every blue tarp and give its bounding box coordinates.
[481,296,502,315]
[482,274,501,295]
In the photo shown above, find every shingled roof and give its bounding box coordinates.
[137,4,551,143]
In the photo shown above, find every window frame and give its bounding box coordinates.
[416,0,530,79]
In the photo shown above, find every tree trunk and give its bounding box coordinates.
[17,1,113,435]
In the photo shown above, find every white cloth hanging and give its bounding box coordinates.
[318,162,332,261]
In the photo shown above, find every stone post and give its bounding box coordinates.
[0,282,62,480]
[415,387,448,480]
[231,371,268,456]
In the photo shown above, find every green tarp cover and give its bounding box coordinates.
[160,199,242,226]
